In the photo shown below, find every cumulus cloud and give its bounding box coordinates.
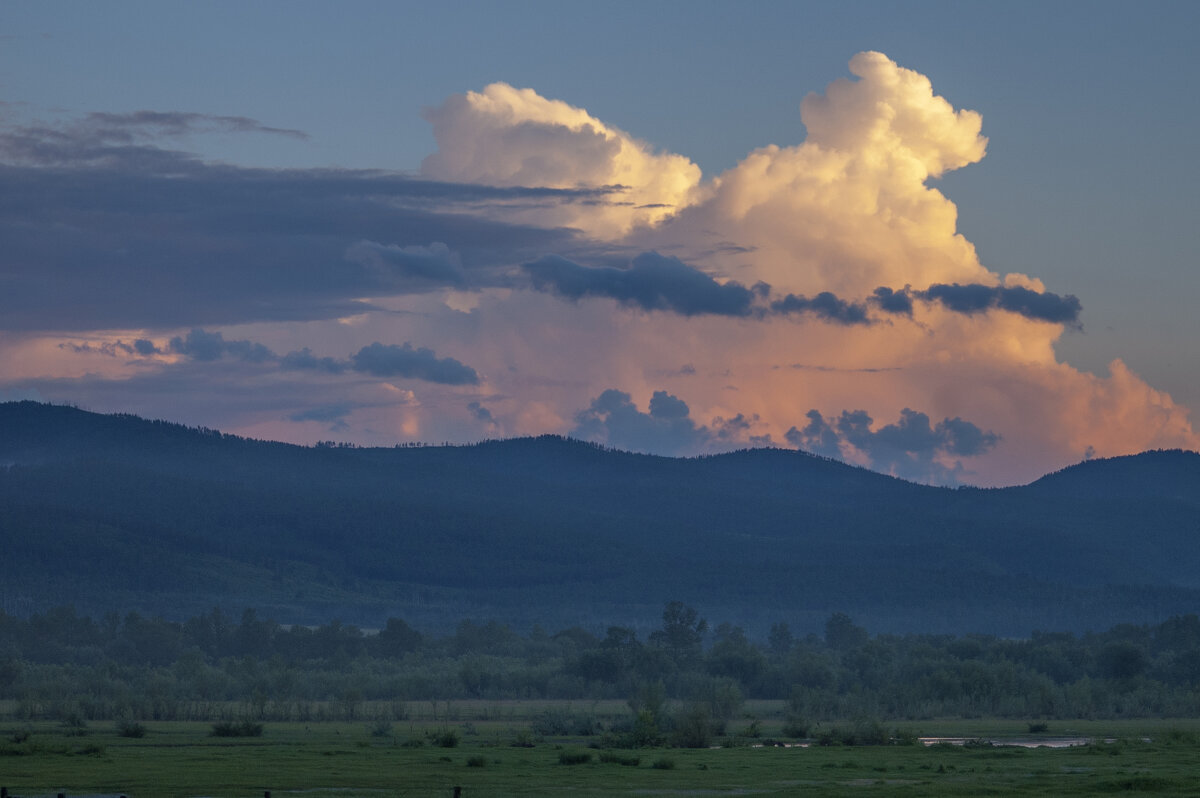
[169,329,275,363]
[421,82,702,236]
[68,328,480,388]
[787,407,999,484]
[571,389,711,455]
[350,342,479,385]
[3,51,1196,486]
[344,240,468,289]
[914,283,1082,326]
[524,251,762,317]
[771,292,871,325]
[280,347,346,374]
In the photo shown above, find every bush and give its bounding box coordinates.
[61,714,89,737]
[1027,722,1049,734]
[558,750,593,765]
[467,755,487,767]
[210,720,264,737]
[671,705,714,748]
[598,751,640,766]
[510,729,535,748]
[781,714,810,738]
[651,757,676,770]
[532,710,597,737]
[400,737,425,748]
[430,728,459,748]
[116,719,147,738]
[370,720,393,738]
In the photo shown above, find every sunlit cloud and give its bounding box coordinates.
[0,51,1194,486]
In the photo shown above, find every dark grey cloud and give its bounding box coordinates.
[58,338,159,358]
[771,291,871,325]
[467,401,497,426]
[65,325,480,387]
[82,111,309,141]
[787,407,999,485]
[571,388,711,455]
[350,342,479,385]
[872,283,1082,326]
[344,240,467,289]
[870,286,914,316]
[0,112,599,333]
[169,328,274,363]
[523,251,763,317]
[289,403,354,424]
[280,347,346,374]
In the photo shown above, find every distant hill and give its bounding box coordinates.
[1,401,1198,637]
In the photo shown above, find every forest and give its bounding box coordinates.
[4,602,1200,738]
[4,401,1200,637]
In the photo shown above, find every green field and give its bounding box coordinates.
[5,708,1200,797]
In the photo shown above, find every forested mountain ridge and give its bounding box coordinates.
[1,401,1198,637]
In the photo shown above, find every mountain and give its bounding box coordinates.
[1,401,1198,637]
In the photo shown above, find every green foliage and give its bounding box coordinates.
[430,727,459,748]
[782,714,810,738]
[557,749,592,765]
[210,720,264,737]
[466,754,487,767]
[369,720,393,738]
[651,756,676,769]
[670,703,715,748]
[116,718,147,738]
[598,751,640,766]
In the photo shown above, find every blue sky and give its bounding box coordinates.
[2,1,1198,484]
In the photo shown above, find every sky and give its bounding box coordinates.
[2,1,1198,486]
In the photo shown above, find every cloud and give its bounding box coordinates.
[421,82,702,236]
[915,283,1082,326]
[467,400,497,427]
[2,51,1195,487]
[350,342,479,385]
[169,329,275,363]
[788,407,999,484]
[571,389,711,456]
[289,403,354,423]
[772,292,871,325]
[65,327,480,388]
[344,240,468,289]
[524,251,762,317]
[280,347,346,374]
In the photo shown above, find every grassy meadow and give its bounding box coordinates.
[4,704,1200,797]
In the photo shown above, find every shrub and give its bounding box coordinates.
[370,720,393,738]
[61,714,89,737]
[781,714,810,738]
[558,750,593,765]
[598,751,640,766]
[1027,722,1049,734]
[400,737,425,748]
[210,720,264,737]
[652,757,676,770]
[532,710,597,737]
[116,719,147,738]
[467,755,487,767]
[510,729,536,748]
[431,728,459,748]
[670,704,714,749]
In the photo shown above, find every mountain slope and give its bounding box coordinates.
[1,401,1198,636]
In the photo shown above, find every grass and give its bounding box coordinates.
[3,714,1200,796]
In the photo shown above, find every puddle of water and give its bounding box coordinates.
[919,736,1090,748]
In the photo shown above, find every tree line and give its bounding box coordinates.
[3,603,1200,724]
